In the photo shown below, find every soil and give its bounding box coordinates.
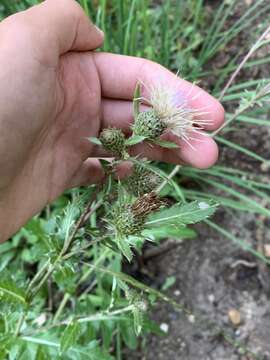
[125,1,270,359]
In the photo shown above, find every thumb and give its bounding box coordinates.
[2,0,104,56]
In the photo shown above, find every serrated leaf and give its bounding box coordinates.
[125,135,146,146]
[88,137,102,146]
[146,200,218,227]
[0,280,27,306]
[142,226,196,240]
[152,139,179,148]
[60,321,80,354]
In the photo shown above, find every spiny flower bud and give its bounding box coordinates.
[132,110,166,140]
[108,202,145,237]
[126,164,162,196]
[99,127,127,158]
[131,192,164,218]
[108,192,163,237]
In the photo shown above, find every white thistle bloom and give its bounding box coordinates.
[140,82,213,146]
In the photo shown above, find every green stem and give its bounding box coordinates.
[155,165,181,194]
[53,293,70,325]
[15,313,26,337]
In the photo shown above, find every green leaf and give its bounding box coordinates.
[88,137,102,146]
[146,200,218,227]
[152,139,179,148]
[117,238,133,262]
[161,276,176,291]
[142,226,196,241]
[133,307,143,336]
[120,320,138,350]
[60,321,80,354]
[0,279,27,306]
[125,135,146,146]
[133,82,141,120]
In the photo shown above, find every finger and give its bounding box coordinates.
[92,131,218,169]
[68,158,105,188]
[131,132,218,169]
[2,0,104,59]
[101,98,217,132]
[94,53,224,131]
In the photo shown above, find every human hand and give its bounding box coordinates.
[0,0,224,241]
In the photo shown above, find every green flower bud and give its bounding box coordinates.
[100,128,127,158]
[132,110,166,140]
[126,164,162,196]
[108,202,145,237]
[108,193,163,238]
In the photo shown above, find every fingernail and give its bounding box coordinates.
[94,25,104,37]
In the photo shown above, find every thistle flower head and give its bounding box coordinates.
[107,201,144,237]
[132,110,166,140]
[138,81,212,145]
[107,192,163,237]
[125,163,162,196]
[99,127,127,158]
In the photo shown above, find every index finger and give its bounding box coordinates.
[94,52,224,130]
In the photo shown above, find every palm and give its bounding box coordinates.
[2,53,101,221]
[0,0,224,241]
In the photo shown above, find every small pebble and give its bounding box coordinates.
[228,309,241,326]
[160,323,169,333]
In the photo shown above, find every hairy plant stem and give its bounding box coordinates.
[155,165,181,194]
[25,305,135,336]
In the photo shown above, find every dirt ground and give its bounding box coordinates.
[126,1,270,359]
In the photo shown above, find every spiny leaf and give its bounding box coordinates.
[0,279,27,306]
[60,321,80,354]
[146,200,218,227]
[133,307,143,336]
[125,135,146,146]
[152,139,179,148]
[117,237,133,262]
[88,137,102,146]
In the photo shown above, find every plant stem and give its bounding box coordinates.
[15,313,26,337]
[26,305,134,335]
[155,165,181,194]
[212,86,270,137]
[53,293,70,325]
[219,23,270,101]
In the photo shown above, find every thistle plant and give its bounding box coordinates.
[1,2,270,359]
[0,78,218,358]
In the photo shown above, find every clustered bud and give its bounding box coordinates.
[99,128,127,158]
[108,202,145,237]
[132,110,166,140]
[125,164,162,196]
[108,192,163,238]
